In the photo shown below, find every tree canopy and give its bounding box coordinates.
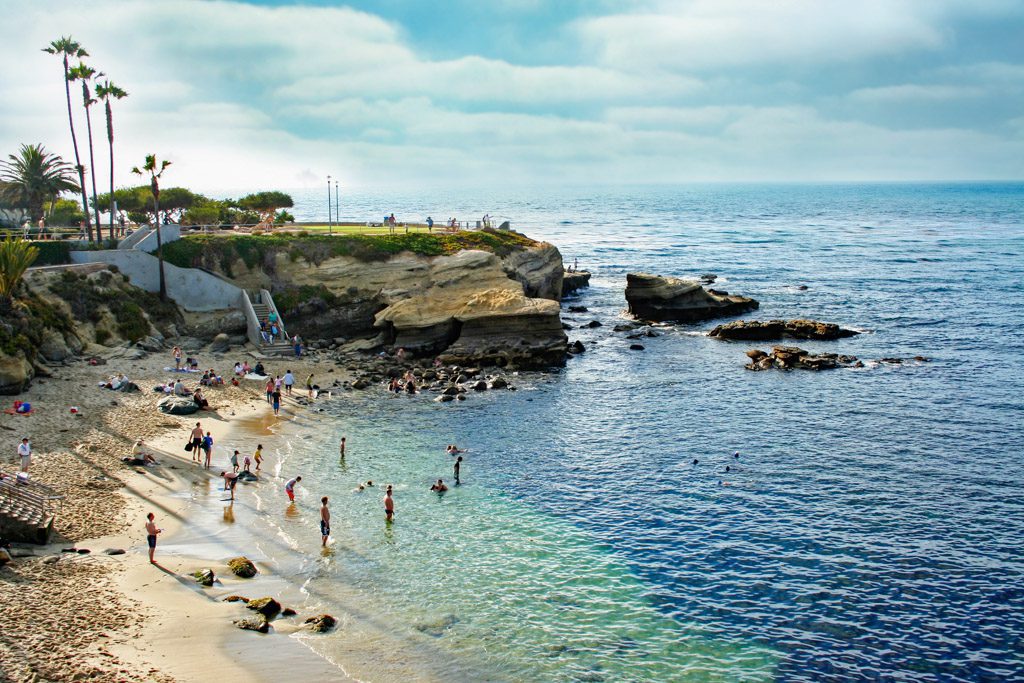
[0,144,80,222]
[238,191,294,226]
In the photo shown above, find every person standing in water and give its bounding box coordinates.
[145,512,162,564]
[230,450,240,473]
[320,497,331,547]
[253,444,263,473]
[202,431,214,470]
[306,374,315,399]
[272,386,281,416]
[220,471,239,500]
[339,437,346,460]
[384,485,394,522]
[189,423,204,463]
[285,475,301,502]
[454,456,462,485]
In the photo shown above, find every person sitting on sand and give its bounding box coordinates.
[430,479,448,493]
[123,439,158,466]
[200,371,211,386]
[193,388,210,411]
[220,471,239,500]
[173,379,188,396]
[233,362,243,376]
[254,362,265,376]
[208,371,224,386]
[242,361,252,375]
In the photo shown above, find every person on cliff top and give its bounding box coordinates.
[320,497,331,548]
[285,476,302,502]
[426,216,433,231]
[384,485,395,522]
[283,370,295,395]
[145,512,162,564]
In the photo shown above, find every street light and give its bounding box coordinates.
[334,180,339,235]
[327,175,332,233]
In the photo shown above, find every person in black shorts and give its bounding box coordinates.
[320,496,331,547]
[145,512,162,564]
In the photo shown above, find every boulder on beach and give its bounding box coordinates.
[709,319,859,341]
[234,617,269,633]
[228,557,258,578]
[193,569,215,586]
[210,333,231,352]
[157,395,199,415]
[246,597,282,618]
[625,273,758,323]
[304,614,337,633]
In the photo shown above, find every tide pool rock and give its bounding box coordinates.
[709,319,859,341]
[234,617,269,633]
[157,395,199,415]
[745,347,861,371]
[304,614,337,633]
[193,569,215,586]
[246,597,281,618]
[625,273,758,323]
[228,556,258,578]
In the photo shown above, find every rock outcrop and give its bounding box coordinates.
[710,319,859,341]
[745,347,862,371]
[625,273,758,323]
[0,352,34,395]
[562,270,591,297]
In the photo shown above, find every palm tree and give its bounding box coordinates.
[68,62,103,237]
[0,144,80,222]
[132,154,171,300]
[95,79,128,242]
[43,36,93,241]
[0,238,40,307]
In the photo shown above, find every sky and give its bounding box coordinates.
[1,0,1023,192]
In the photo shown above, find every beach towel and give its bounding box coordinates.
[5,402,33,416]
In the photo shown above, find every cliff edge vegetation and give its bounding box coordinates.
[160,229,538,277]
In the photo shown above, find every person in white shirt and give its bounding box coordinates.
[17,438,31,473]
[283,370,295,396]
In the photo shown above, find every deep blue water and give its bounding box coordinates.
[243,183,1024,681]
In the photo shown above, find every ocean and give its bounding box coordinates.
[191,183,1024,681]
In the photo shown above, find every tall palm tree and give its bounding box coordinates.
[95,79,128,242]
[0,144,80,222]
[132,154,171,300]
[68,62,103,237]
[43,36,93,241]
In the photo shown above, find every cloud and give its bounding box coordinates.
[848,84,988,102]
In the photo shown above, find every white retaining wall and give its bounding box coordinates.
[69,249,241,312]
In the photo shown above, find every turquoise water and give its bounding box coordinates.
[202,183,1024,681]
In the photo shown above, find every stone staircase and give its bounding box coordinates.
[0,476,62,544]
[245,291,294,356]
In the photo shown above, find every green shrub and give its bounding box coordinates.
[32,241,72,266]
[94,327,110,344]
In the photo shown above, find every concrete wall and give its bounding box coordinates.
[134,224,180,252]
[69,249,241,312]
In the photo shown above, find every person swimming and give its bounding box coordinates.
[430,479,448,492]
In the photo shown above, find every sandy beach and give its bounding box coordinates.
[0,343,346,683]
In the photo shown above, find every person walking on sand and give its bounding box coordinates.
[384,485,395,522]
[190,423,204,463]
[202,431,214,469]
[283,370,294,396]
[230,450,240,473]
[17,438,31,473]
[254,444,263,473]
[173,346,182,370]
[306,374,315,399]
[220,471,239,501]
[272,386,281,416]
[285,475,301,502]
[145,512,162,564]
[265,377,274,404]
[454,455,462,485]
[320,497,331,547]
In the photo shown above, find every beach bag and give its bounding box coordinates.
[16,402,31,414]
[184,440,194,452]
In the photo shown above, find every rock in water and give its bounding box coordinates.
[194,569,215,586]
[709,319,859,341]
[223,595,250,603]
[561,271,591,297]
[234,617,269,633]
[228,557,258,578]
[304,614,337,633]
[157,395,199,415]
[625,273,758,323]
[246,597,282,618]
[744,346,861,371]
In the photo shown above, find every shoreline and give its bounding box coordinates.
[0,344,350,682]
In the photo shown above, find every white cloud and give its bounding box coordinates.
[848,84,988,102]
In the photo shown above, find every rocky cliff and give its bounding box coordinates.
[176,233,568,368]
[625,273,759,322]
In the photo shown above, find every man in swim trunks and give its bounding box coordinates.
[320,496,330,547]
[145,512,162,563]
[190,423,204,463]
[430,479,448,492]
[384,485,394,521]
[285,476,301,501]
[220,471,239,500]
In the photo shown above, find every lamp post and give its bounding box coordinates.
[327,174,332,233]
[334,181,339,235]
